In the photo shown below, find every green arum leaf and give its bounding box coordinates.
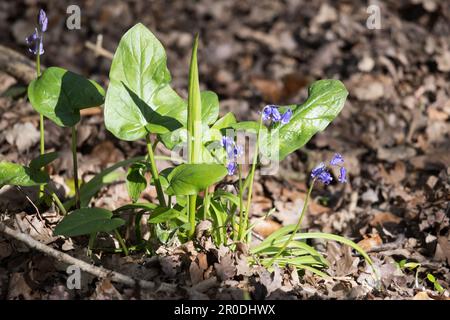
[126,163,147,203]
[28,67,105,127]
[201,91,219,126]
[0,161,49,187]
[273,79,348,160]
[212,112,237,131]
[104,23,186,141]
[231,121,261,132]
[54,208,125,237]
[166,164,227,196]
[29,152,59,171]
[160,90,221,151]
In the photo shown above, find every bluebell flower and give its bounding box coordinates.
[280,108,292,125]
[338,167,347,183]
[317,170,333,185]
[226,162,237,175]
[271,108,281,122]
[233,145,243,159]
[26,9,47,56]
[262,105,276,121]
[330,153,344,166]
[311,154,347,185]
[39,9,48,32]
[311,162,326,179]
[221,136,235,158]
[221,136,242,175]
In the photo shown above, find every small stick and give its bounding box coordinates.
[85,35,114,60]
[0,222,155,290]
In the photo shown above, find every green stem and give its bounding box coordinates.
[36,51,45,199]
[114,229,129,256]
[237,164,245,241]
[87,232,97,257]
[188,195,197,237]
[243,115,264,240]
[71,126,80,209]
[145,134,166,207]
[264,179,316,267]
[203,187,210,220]
[51,192,67,215]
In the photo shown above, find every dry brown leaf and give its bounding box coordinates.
[90,279,123,300]
[357,234,383,251]
[91,140,124,166]
[252,219,281,238]
[413,291,433,300]
[214,254,236,281]
[370,211,402,227]
[189,261,203,285]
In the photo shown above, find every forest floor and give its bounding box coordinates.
[0,0,449,300]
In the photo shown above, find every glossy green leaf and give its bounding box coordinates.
[231,121,261,132]
[0,161,49,187]
[28,67,105,127]
[54,208,125,237]
[166,164,227,196]
[212,112,237,130]
[29,152,59,171]
[126,163,147,203]
[104,23,186,141]
[273,79,348,160]
[201,91,219,125]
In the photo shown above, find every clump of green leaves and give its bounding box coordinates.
[1,20,376,278]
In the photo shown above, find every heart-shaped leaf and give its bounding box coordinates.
[54,208,125,237]
[0,161,49,187]
[212,112,236,131]
[28,67,105,127]
[29,152,59,171]
[201,91,219,125]
[166,164,227,196]
[104,23,186,141]
[273,79,348,160]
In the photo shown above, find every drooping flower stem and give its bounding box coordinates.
[71,126,80,209]
[36,47,46,199]
[145,134,166,207]
[264,179,316,267]
[241,115,264,241]
[237,164,245,240]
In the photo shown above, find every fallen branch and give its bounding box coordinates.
[0,222,155,290]
[0,45,38,83]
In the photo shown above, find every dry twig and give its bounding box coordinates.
[0,222,155,290]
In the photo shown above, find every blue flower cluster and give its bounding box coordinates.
[262,105,292,125]
[311,153,347,185]
[221,136,242,175]
[26,9,48,56]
